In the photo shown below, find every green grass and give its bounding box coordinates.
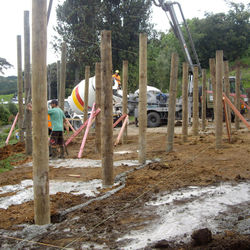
[0,127,18,148]
[0,153,26,173]
[0,94,14,103]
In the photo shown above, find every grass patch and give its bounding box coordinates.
[0,128,18,148]
[0,153,26,173]
[0,94,14,103]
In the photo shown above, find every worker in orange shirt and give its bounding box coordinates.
[112,70,121,89]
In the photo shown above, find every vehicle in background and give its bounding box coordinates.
[67,76,123,130]
[131,86,182,127]
[203,76,248,120]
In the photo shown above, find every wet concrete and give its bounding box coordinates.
[118,181,250,249]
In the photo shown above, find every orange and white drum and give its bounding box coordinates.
[68,76,96,114]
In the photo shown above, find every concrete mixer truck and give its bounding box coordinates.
[67,76,123,129]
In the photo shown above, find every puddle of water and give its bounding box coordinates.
[118,182,250,250]
[114,151,133,155]
[0,179,102,209]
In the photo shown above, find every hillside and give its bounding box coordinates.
[0,76,17,95]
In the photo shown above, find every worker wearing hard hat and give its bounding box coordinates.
[112,70,121,89]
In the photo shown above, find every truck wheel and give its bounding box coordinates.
[135,118,138,127]
[147,112,161,127]
[73,119,82,130]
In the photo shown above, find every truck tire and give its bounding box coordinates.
[73,119,82,130]
[147,112,161,127]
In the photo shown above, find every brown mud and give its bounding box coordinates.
[0,125,249,249]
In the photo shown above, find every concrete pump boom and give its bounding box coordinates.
[153,0,202,73]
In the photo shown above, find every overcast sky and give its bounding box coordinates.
[0,0,248,76]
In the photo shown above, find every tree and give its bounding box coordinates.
[0,57,13,75]
[54,0,152,92]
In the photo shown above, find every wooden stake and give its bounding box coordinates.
[59,42,66,111]
[101,30,113,186]
[57,60,60,99]
[138,33,147,164]
[84,66,90,123]
[192,66,199,136]
[209,58,216,121]
[215,50,223,149]
[201,69,207,131]
[182,62,188,142]
[95,62,101,153]
[17,35,24,142]
[166,53,179,152]
[235,65,240,130]
[32,0,50,225]
[24,11,32,155]
[122,60,128,144]
[224,61,231,133]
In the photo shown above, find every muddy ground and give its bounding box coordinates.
[0,123,249,249]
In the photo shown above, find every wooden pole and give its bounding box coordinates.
[122,60,128,144]
[182,62,188,142]
[95,62,101,153]
[32,0,50,225]
[48,67,51,100]
[24,11,32,155]
[192,66,199,136]
[57,60,60,99]
[166,53,179,152]
[209,58,216,121]
[201,69,207,131]
[224,61,231,133]
[59,42,66,111]
[215,50,223,149]
[17,35,24,142]
[101,30,113,186]
[235,65,240,130]
[84,66,90,123]
[138,33,147,164]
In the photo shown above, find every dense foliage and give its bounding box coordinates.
[0,105,11,125]
[53,1,249,93]
[54,0,152,90]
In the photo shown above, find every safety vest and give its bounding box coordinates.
[48,115,52,129]
[112,74,121,85]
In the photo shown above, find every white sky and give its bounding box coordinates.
[0,0,248,76]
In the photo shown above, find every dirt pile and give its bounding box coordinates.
[0,142,25,161]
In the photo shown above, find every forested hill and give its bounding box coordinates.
[0,76,17,95]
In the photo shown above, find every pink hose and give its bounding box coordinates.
[5,113,19,145]
[78,103,96,158]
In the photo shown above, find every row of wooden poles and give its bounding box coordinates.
[17,1,247,225]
